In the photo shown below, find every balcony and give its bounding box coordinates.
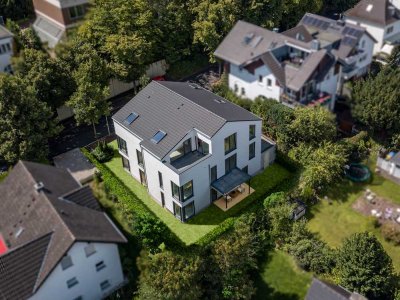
[344,49,364,65]
[280,91,332,108]
[169,151,209,171]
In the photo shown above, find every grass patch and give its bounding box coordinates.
[308,174,400,271]
[166,53,211,80]
[0,172,7,182]
[103,141,291,245]
[255,250,312,300]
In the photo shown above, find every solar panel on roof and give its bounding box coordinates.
[321,22,330,30]
[123,112,138,125]
[303,16,312,25]
[151,131,167,144]
[343,27,363,38]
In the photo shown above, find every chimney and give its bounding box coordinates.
[311,39,320,50]
[34,182,45,193]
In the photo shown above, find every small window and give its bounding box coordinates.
[173,202,182,220]
[136,150,144,167]
[61,255,73,270]
[122,156,130,171]
[73,296,82,300]
[224,133,237,154]
[84,244,96,257]
[123,112,138,125]
[158,171,163,189]
[67,277,79,289]
[95,261,106,272]
[151,131,167,144]
[387,26,394,34]
[183,202,195,220]
[258,75,263,83]
[241,87,245,95]
[171,182,180,200]
[69,5,85,19]
[249,125,256,140]
[267,78,272,87]
[249,142,256,160]
[100,280,111,291]
[361,40,365,48]
[117,136,128,155]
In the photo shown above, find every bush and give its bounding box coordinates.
[381,222,400,245]
[264,192,286,208]
[91,141,114,162]
[342,131,370,162]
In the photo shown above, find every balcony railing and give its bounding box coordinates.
[280,91,332,108]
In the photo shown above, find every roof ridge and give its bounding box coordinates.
[32,233,54,293]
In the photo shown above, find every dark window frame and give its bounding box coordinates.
[67,277,79,289]
[117,137,128,155]
[249,142,256,160]
[249,125,256,140]
[225,154,237,174]
[183,202,195,220]
[122,156,130,171]
[100,280,111,291]
[171,181,180,201]
[181,180,194,202]
[136,149,144,167]
[95,261,106,272]
[224,133,237,155]
[210,165,217,182]
[158,171,163,189]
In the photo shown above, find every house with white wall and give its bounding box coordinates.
[214,15,375,110]
[0,24,13,73]
[112,81,275,221]
[344,0,400,57]
[0,161,127,300]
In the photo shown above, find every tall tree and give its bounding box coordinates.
[12,48,75,110]
[335,232,399,300]
[77,0,153,82]
[6,20,43,53]
[280,0,323,30]
[0,0,34,21]
[0,74,59,163]
[351,67,400,135]
[137,250,202,300]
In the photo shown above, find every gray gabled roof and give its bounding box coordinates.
[0,25,13,40]
[112,81,260,160]
[0,161,127,298]
[345,0,400,26]
[306,278,367,300]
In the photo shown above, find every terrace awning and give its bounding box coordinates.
[211,168,251,195]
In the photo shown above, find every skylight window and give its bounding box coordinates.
[123,112,138,125]
[366,4,373,12]
[151,131,167,144]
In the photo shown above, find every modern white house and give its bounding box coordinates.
[0,161,127,300]
[377,151,400,180]
[0,24,13,73]
[344,0,400,57]
[214,14,375,110]
[112,81,275,221]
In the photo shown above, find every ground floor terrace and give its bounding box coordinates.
[101,141,291,245]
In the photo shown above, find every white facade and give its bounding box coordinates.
[0,35,13,74]
[31,242,125,300]
[377,157,400,179]
[114,118,268,221]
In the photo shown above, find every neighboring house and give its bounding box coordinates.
[0,161,127,300]
[296,13,376,81]
[214,20,339,110]
[33,0,89,47]
[306,278,368,300]
[0,24,13,73]
[377,150,400,180]
[113,81,274,221]
[344,0,400,57]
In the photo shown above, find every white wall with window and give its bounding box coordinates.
[0,35,13,74]
[30,242,125,300]
[228,63,281,101]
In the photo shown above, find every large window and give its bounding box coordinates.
[0,43,11,54]
[249,142,255,160]
[69,5,85,19]
[224,133,236,154]
[136,150,144,167]
[225,154,237,174]
[182,180,193,201]
[171,180,193,202]
[249,125,255,140]
[183,202,195,220]
[117,137,128,155]
[171,182,180,200]
[173,202,182,220]
[170,138,192,161]
[122,156,130,171]
[197,137,209,154]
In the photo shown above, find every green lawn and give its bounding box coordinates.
[105,141,291,245]
[255,250,312,300]
[308,171,400,271]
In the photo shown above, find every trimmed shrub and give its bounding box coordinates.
[381,222,400,245]
[91,141,114,163]
[264,192,286,208]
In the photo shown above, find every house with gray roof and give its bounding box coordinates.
[112,81,275,221]
[0,24,13,73]
[306,278,367,300]
[344,0,400,56]
[214,14,375,109]
[0,161,127,300]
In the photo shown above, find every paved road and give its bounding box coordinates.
[49,66,220,157]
